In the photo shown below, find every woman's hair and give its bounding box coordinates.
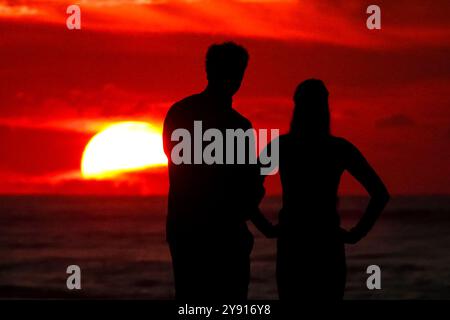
[290,79,331,138]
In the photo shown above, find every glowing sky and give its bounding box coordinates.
[0,0,449,195]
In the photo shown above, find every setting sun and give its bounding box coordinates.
[81,121,167,179]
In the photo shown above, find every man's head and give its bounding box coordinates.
[205,42,249,97]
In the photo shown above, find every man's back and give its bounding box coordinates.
[163,91,264,300]
[164,90,256,236]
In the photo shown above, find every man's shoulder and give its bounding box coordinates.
[272,133,290,149]
[167,93,202,117]
[229,108,252,129]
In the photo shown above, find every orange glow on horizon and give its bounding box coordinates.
[81,121,167,179]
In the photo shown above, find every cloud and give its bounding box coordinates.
[0,82,172,133]
[0,166,169,195]
[1,0,449,48]
[375,113,415,128]
[0,2,40,17]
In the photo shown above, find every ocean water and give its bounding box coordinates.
[0,195,449,299]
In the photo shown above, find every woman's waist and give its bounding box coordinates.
[279,205,339,220]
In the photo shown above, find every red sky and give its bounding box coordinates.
[0,0,449,195]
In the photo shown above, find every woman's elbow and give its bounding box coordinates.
[376,187,390,206]
[369,183,390,205]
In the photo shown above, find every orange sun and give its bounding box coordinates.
[81,121,167,179]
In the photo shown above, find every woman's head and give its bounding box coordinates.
[290,79,330,138]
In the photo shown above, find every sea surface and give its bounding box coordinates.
[1,195,450,299]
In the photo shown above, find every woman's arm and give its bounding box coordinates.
[251,137,281,238]
[250,209,278,238]
[342,140,390,244]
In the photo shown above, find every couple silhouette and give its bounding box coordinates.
[162,42,390,301]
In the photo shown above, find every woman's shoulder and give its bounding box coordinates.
[272,134,360,152]
[331,136,353,148]
[330,136,362,157]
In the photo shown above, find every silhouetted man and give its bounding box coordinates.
[163,42,265,300]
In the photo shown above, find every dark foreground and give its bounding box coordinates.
[1,195,450,299]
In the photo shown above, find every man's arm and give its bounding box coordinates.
[245,124,278,238]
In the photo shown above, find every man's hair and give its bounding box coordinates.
[205,42,249,80]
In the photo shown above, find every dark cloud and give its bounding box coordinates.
[375,114,415,128]
[375,113,416,128]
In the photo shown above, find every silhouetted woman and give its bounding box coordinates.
[273,79,390,300]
